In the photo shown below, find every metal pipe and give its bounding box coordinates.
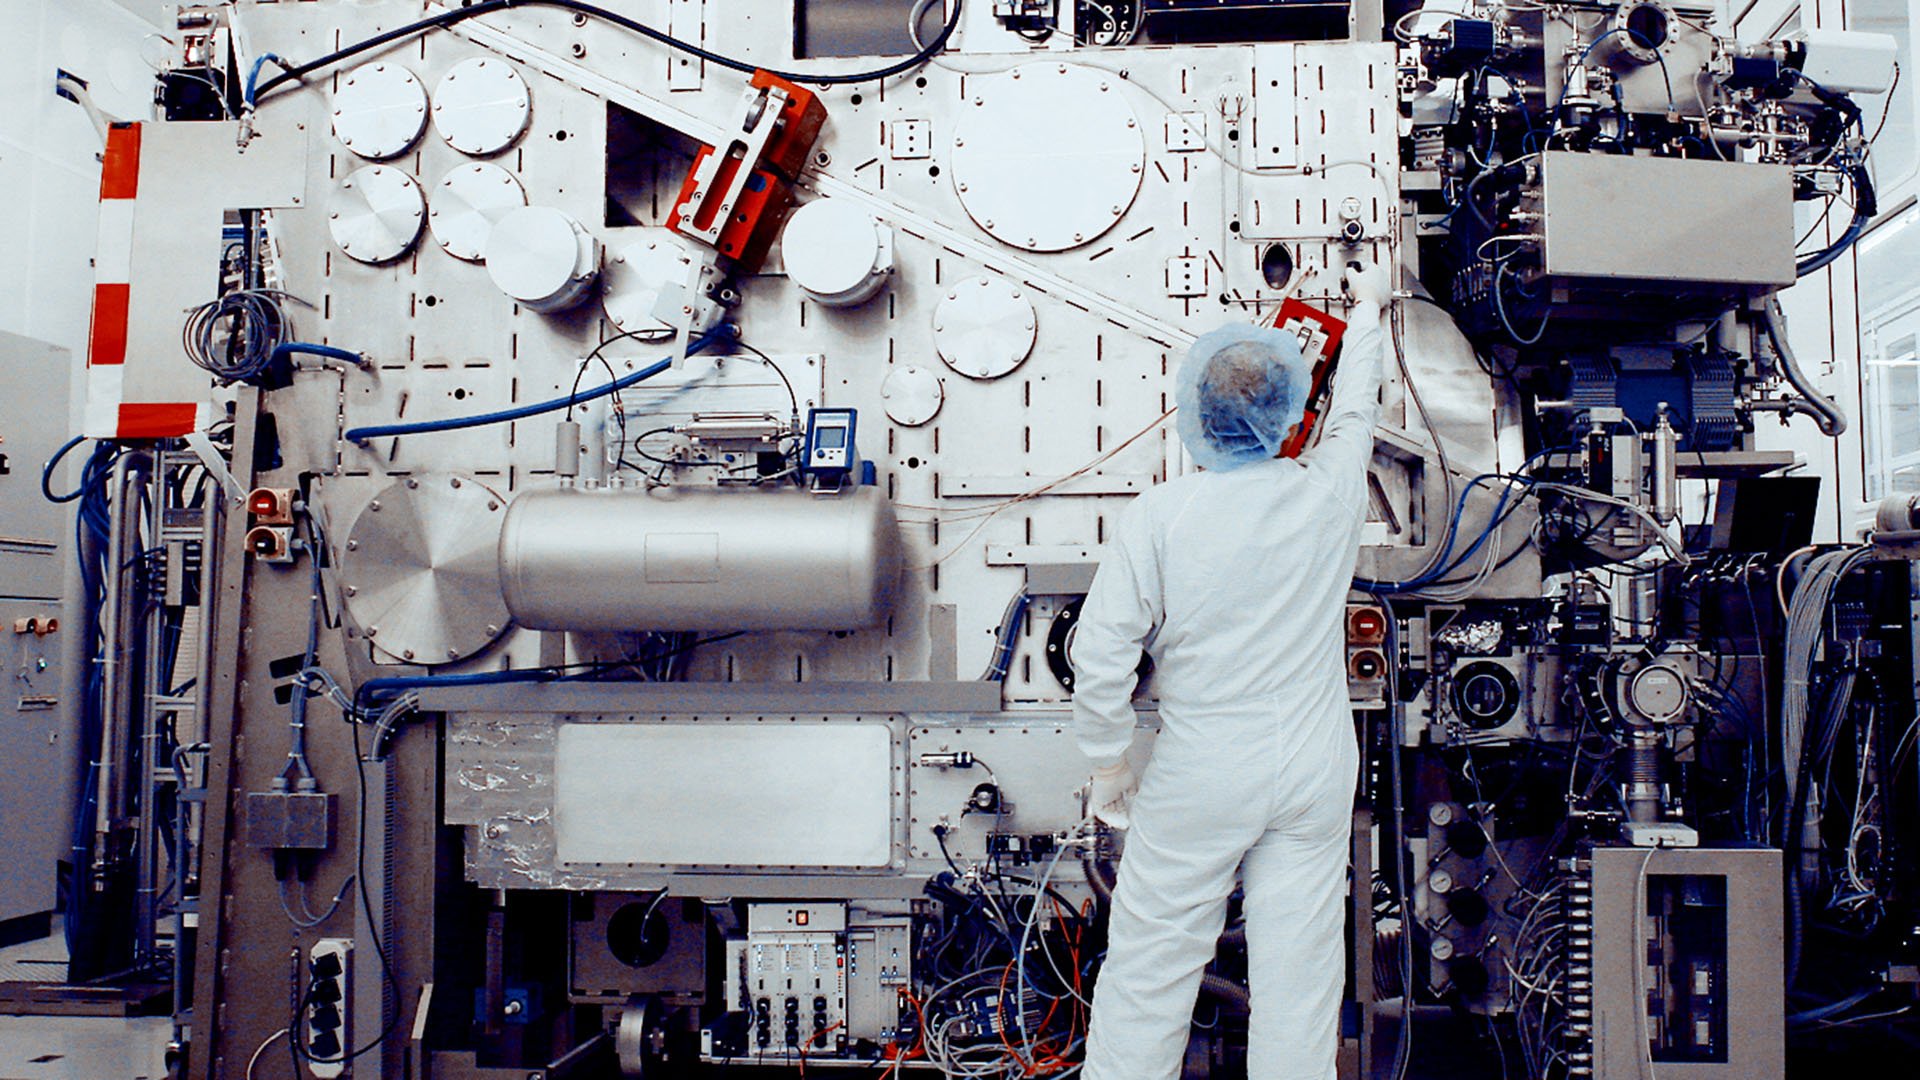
[1649,404,1677,526]
[1624,729,1663,823]
[1762,298,1848,437]
[92,451,151,883]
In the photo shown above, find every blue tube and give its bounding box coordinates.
[354,666,579,710]
[343,326,732,444]
[272,341,365,368]
[41,435,89,503]
[244,53,286,107]
[1788,987,1877,1025]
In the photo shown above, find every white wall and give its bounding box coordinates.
[0,0,163,420]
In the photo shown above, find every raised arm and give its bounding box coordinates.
[1071,498,1165,770]
[1301,264,1390,490]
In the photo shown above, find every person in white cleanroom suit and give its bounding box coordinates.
[1072,263,1390,1080]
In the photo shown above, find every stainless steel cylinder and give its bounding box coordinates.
[499,484,902,631]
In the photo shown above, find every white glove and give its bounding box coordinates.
[1088,761,1139,830]
[1343,262,1392,309]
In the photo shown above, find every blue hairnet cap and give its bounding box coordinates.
[1174,322,1311,472]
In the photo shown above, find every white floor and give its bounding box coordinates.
[0,927,173,1080]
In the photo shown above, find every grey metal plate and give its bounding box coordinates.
[0,333,69,597]
[1540,153,1795,286]
[554,720,895,867]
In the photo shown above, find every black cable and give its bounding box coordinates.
[254,0,964,101]
[630,425,681,466]
[731,339,802,421]
[565,327,663,421]
[1368,594,1415,1080]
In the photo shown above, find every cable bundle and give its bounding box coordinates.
[181,288,295,381]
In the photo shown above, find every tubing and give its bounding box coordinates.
[1762,298,1847,437]
[343,326,730,443]
[1198,973,1252,1013]
[274,342,364,368]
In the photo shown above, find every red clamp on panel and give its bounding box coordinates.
[667,70,826,272]
[1271,299,1349,459]
[750,70,828,181]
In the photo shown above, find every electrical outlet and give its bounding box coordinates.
[305,938,352,1078]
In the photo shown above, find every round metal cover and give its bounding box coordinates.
[338,474,511,666]
[331,62,427,160]
[430,163,526,262]
[1628,663,1689,722]
[950,63,1145,252]
[881,365,944,426]
[933,276,1037,380]
[329,166,425,264]
[781,199,892,306]
[485,206,600,313]
[602,232,697,335]
[432,57,532,156]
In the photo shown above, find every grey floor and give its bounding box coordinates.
[0,928,171,1080]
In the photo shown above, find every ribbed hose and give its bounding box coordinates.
[1762,298,1848,437]
[1198,973,1252,1013]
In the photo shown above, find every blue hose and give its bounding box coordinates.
[343,326,732,444]
[273,341,365,368]
[244,53,286,107]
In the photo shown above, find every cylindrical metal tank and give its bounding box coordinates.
[498,483,902,631]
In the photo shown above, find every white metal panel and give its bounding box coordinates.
[554,721,895,867]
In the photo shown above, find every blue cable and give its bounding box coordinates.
[244,53,286,107]
[272,341,365,369]
[41,435,89,502]
[343,326,732,444]
[1356,446,1564,594]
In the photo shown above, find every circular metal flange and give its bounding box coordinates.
[485,206,601,313]
[338,474,511,666]
[1608,0,1676,64]
[331,62,428,160]
[430,163,526,262]
[602,232,700,335]
[881,365,944,426]
[949,63,1146,252]
[781,199,894,307]
[1627,663,1689,722]
[932,276,1037,380]
[329,166,426,264]
[432,57,532,156]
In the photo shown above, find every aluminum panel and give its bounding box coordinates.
[555,721,895,867]
[1540,153,1795,286]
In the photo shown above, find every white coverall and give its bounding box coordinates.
[1073,303,1385,1080]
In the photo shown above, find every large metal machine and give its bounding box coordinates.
[41,0,1920,1076]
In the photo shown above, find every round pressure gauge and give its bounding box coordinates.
[331,62,428,160]
[329,166,425,264]
[430,163,526,262]
[432,57,532,156]
[485,207,601,313]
